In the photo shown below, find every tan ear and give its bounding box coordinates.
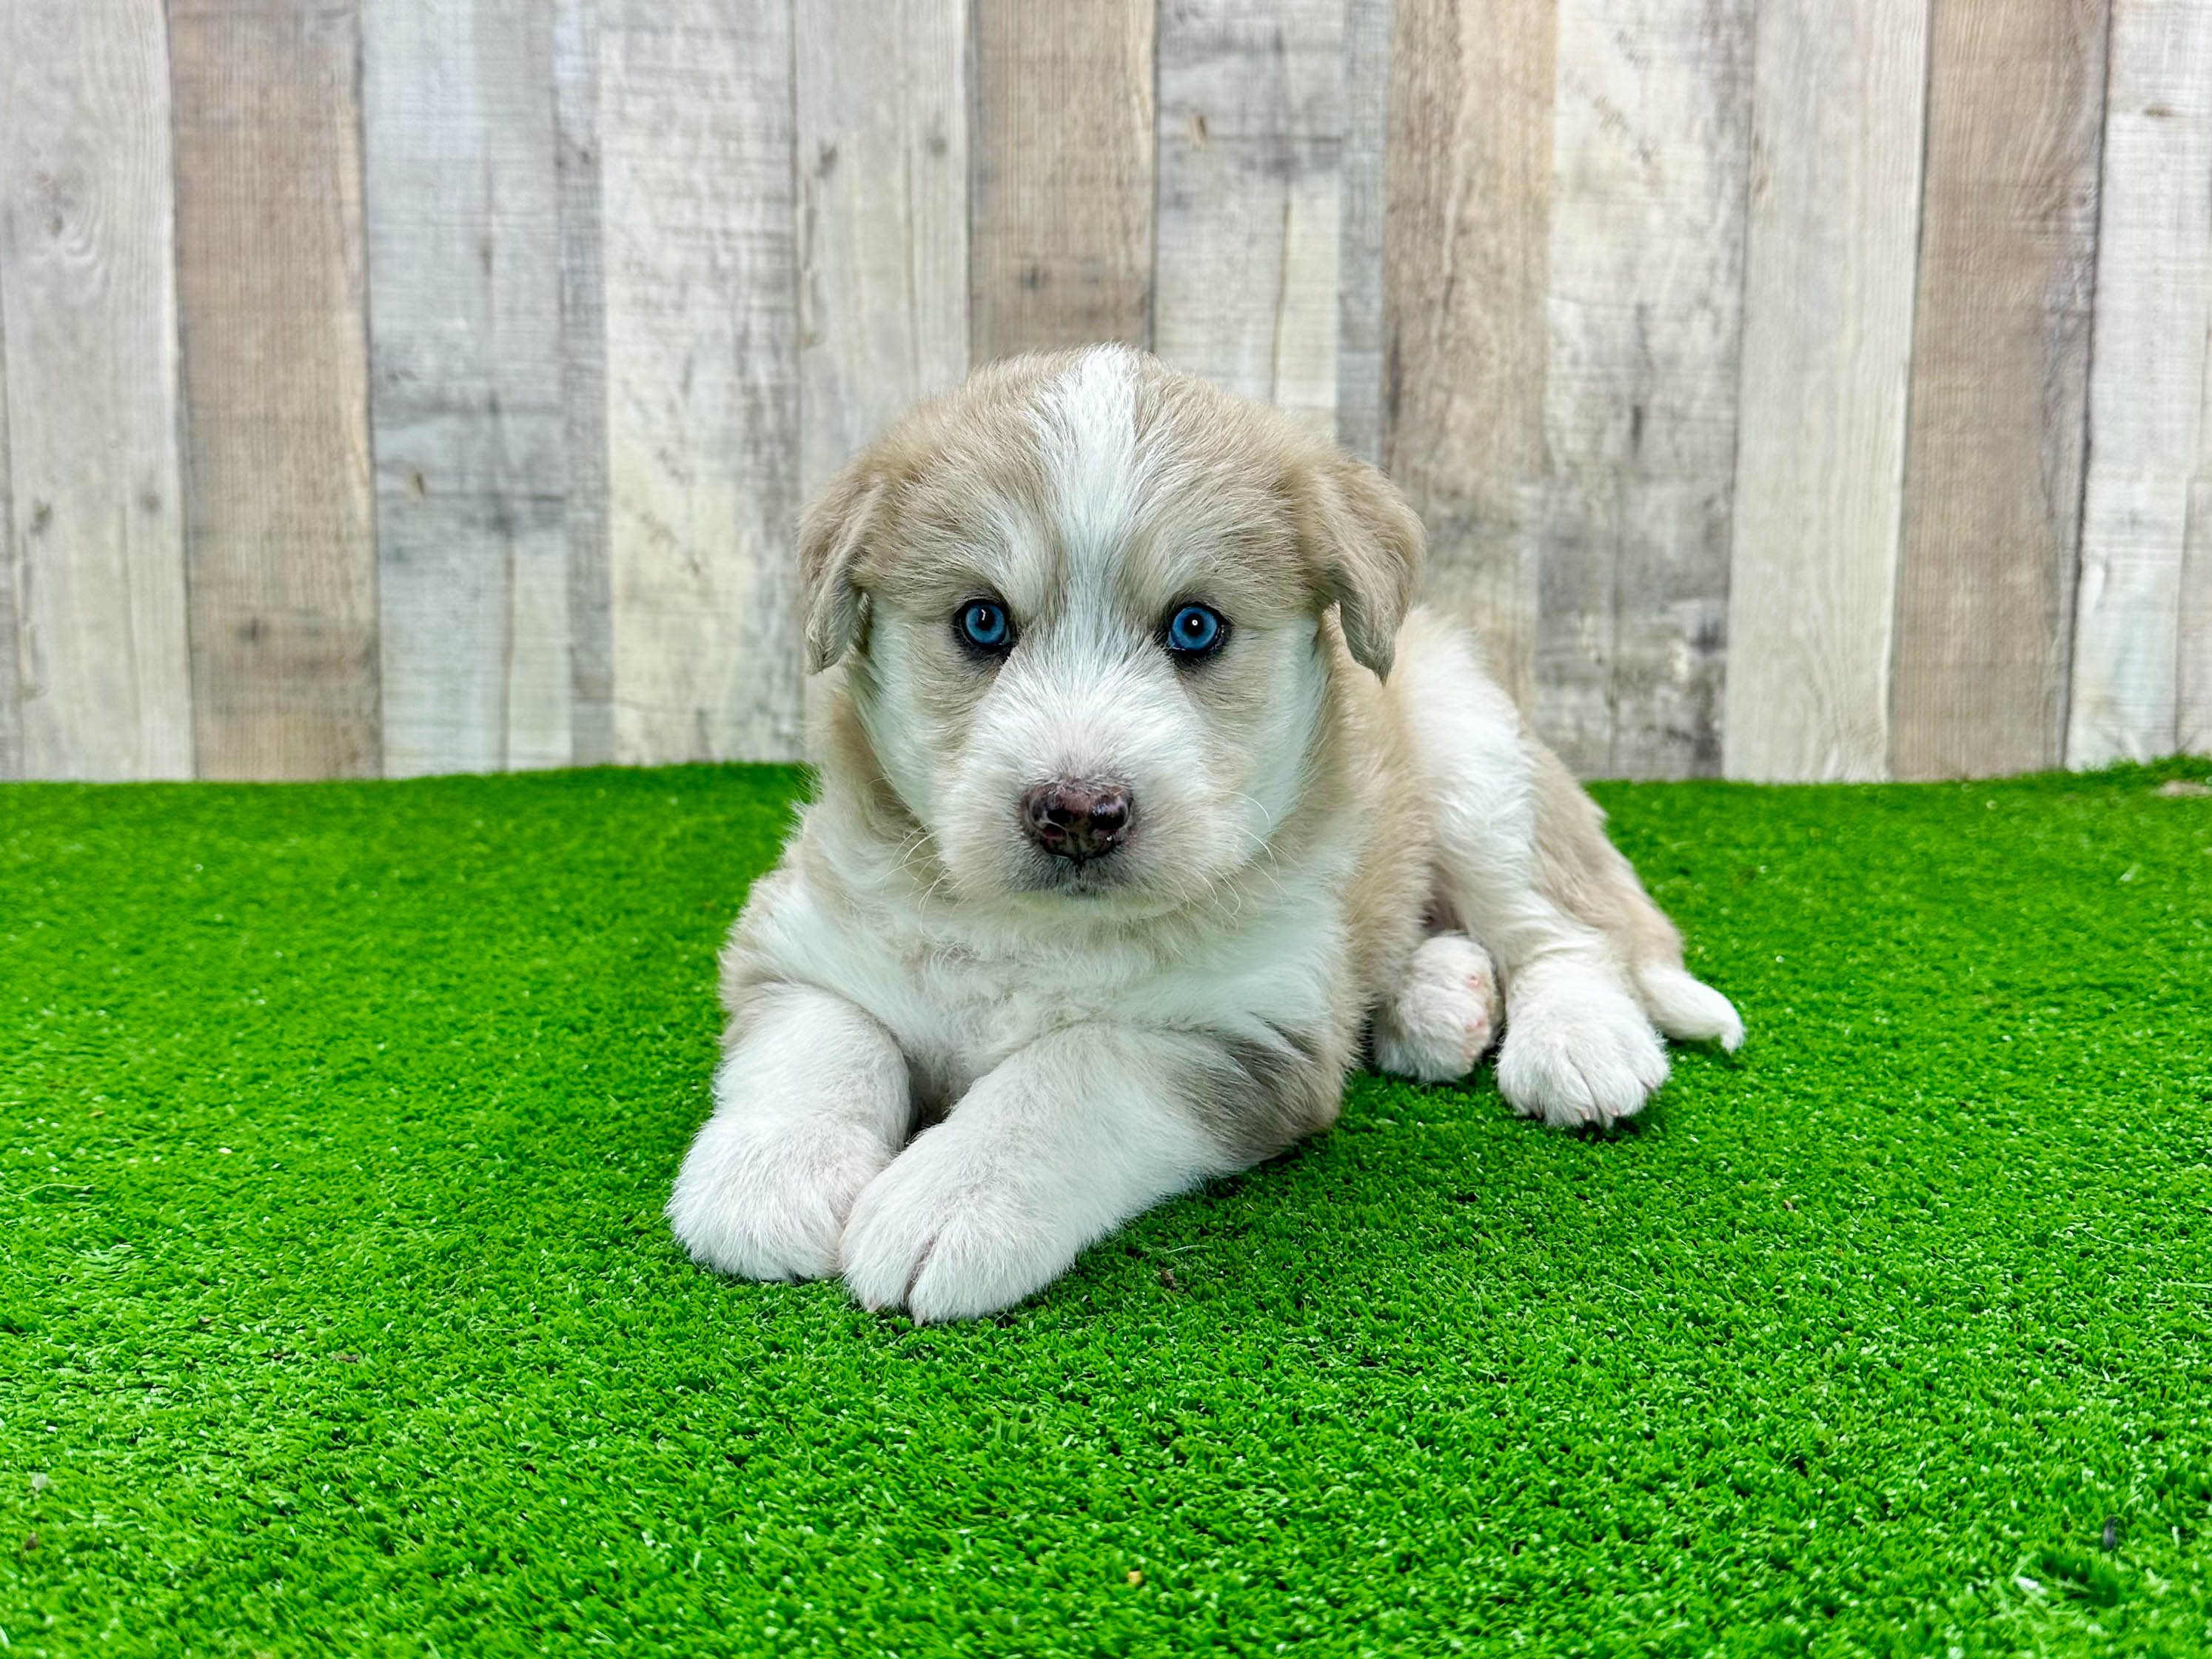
[799,463,887,672]
[1293,452,1424,678]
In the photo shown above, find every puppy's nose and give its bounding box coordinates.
[1022,782,1130,862]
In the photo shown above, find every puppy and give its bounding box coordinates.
[668,346,1742,1321]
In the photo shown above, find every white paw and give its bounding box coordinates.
[1495,974,1669,1129]
[1373,932,1504,1083]
[841,1124,1080,1323]
[667,1110,892,1282]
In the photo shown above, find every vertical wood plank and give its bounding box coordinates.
[1338,0,1392,463]
[1890,0,2107,782]
[363,0,570,777]
[1723,0,1930,781]
[554,0,614,767]
[171,0,380,781]
[795,0,969,492]
[1154,0,1346,436]
[2065,0,2212,767]
[0,304,19,779]
[1534,0,1754,779]
[0,0,192,780]
[601,0,804,764]
[1382,0,1556,710]
[795,1,968,735]
[2183,453,2212,754]
[969,0,1156,359]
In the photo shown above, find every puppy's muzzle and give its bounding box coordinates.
[1021,782,1130,864]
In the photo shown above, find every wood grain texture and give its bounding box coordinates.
[171,0,379,781]
[1723,0,1930,781]
[969,0,1155,359]
[1534,0,1752,780]
[363,0,570,777]
[1154,0,1345,436]
[1382,0,1556,710]
[2066,0,2212,766]
[601,0,804,764]
[796,0,969,491]
[1338,0,1392,463]
[1890,0,2107,782]
[555,0,614,766]
[0,0,192,780]
[0,297,18,778]
[2186,466,2212,755]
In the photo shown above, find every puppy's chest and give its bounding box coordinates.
[777,886,1344,1105]
[882,927,1190,1094]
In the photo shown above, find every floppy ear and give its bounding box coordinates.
[798,460,888,673]
[1292,452,1424,679]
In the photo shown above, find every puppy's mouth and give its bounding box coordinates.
[1016,852,1135,898]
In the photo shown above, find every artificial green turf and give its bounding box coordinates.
[3,759,2210,1658]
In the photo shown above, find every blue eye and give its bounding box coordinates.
[957,599,1012,652]
[1164,603,1225,657]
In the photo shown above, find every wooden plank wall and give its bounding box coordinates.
[1,0,2206,784]
[1,0,192,781]
[2068,0,2212,768]
[1726,0,1931,782]
[1892,0,2106,782]
[1384,0,1556,715]
[172,0,379,781]
[1534,0,1751,780]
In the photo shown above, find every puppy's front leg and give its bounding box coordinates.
[667,985,910,1281]
[841,1025,1264,1322]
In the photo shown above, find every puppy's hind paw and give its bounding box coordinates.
[1372,933,1504,1084]
[1495,979,1669,1130]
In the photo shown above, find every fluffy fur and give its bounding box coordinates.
[668,346,1743,1322]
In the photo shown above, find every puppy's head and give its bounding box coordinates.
[804,346,1421,913]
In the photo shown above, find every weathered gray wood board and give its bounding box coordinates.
[364,0,571,777]
[555,0,614,768]
[1153,0,1346,437]
[601,0,805,764]
[172,0,380,781]
[1533,0,1752,780]
[2186,464,2212,757]
[795,0,969,492]
[1724,0,1929,781]
[1890,0,2107,782]
[1383,0,1555,711]
[794,1,968,734]
[2067,0,2212,767]
[969,0,1156,359]
[1337,0,1392,464]
[0,298,18,779]
[0,0,192,780]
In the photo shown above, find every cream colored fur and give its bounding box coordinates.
[667,346,1743,1322]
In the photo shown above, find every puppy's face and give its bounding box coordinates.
[804,348,1421,915]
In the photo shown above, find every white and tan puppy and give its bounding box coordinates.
[668,346,1742,1321]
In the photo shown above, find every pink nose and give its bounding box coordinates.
[1022,782,1131,862]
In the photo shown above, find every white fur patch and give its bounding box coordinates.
[1030,345,1150,595]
